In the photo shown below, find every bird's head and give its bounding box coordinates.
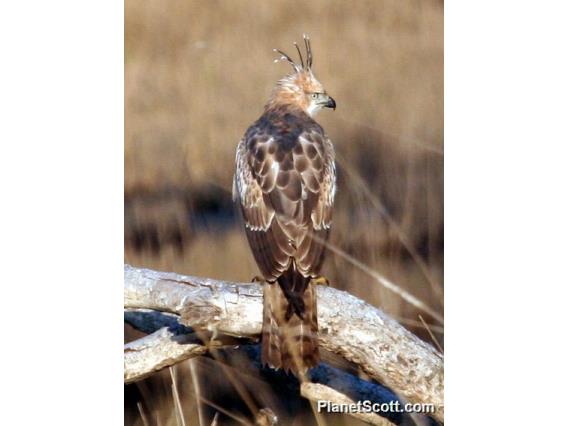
[266,35,336,117]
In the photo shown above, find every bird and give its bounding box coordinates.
[233,35,337,376]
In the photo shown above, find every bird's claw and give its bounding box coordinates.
[311,275,330,286]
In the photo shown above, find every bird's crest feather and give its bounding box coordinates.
[273,34,313,72]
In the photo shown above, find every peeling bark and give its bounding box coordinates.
[124,264,444,422]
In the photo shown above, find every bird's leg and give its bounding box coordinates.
[207,326,222,349]
[191,327,222,351]
[311,275,330,286]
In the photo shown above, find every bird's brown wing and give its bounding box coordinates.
[233,129,336,281]
[233,127,335,375]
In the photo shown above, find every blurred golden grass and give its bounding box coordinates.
[125,0,443,424]
[125,0,443,193]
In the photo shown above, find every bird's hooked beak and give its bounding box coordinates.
[324,95,336,110]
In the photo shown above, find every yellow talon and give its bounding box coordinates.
[311,275,330,286]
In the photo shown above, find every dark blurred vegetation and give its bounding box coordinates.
[125,0,443,424]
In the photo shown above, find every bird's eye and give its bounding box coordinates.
[311,93,318,99]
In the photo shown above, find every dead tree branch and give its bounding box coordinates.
[124,264,444,422]
[125,326,207,383]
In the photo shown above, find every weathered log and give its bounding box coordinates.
[125,325,207,383]
[124,264,444,422]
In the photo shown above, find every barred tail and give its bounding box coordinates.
[261,268,319,377]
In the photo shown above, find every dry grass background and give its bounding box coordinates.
[125,1,443,424]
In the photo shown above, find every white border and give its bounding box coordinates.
[0,1,123,424]
[446,1,568,424]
